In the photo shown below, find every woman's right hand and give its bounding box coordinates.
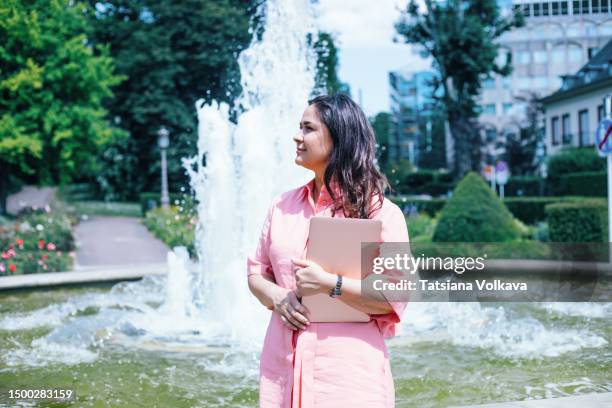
[272,287,311,330]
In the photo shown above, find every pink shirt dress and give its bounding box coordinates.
[247,177,409,408]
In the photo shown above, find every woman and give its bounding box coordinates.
[246,93,409,407]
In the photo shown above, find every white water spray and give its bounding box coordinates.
[180,0,318,345]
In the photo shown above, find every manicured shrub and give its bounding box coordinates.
[405,213,437,241]
[432,172,522,242]
[546,199,608,242]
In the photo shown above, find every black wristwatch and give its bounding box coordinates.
[329,274,342,298]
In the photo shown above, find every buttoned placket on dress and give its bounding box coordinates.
[291,179,339,408]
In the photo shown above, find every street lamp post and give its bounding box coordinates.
[158,127,170,209]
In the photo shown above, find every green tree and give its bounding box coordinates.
[86,0,257,200]
[0,0,125,212]
[395,0,523,179]
[371,112,391,169]
[416,106,447,170]
[312,32,351,96]
[504,92,543,176]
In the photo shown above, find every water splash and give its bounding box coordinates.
[401,302,609,359]
[179,0,317,346]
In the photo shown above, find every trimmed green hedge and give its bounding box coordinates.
[506,176,542,196]
[432,172,521,242]
[392,169,456,196]
[391,195,590,225]
[548,171,606,197]
[546,199,608,242]
[503,196,585,225]
[388,196,447,217]
[547,147,604,176]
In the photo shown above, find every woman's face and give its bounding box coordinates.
[293,104,333,173]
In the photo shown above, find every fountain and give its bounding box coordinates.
[0,0,610,406]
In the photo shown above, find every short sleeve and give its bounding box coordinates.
[246,200,276,280]
[371,202,410,338]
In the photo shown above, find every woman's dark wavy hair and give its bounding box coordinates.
[308,93,389,219]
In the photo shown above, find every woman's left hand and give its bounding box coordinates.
[291,258,336,298]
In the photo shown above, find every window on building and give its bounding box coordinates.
[522,4,531,16]
[562,113,572,144]
[603,0,610,13]
[552,47,565,64]
[579,109,590,146]
[502,76,512,89]
[572,0,581,14]
[561,1,569,14]
[533,50,548,63]
[568,46,583,62]
[517,50,531,64]
[503,103,513,113]
[581,0,590,14]
[483,104,497,115]
[542,2,551,15]
[483,77,495,89]
[586,23,597,36]
[534,3,542,16]
[552,1,560,15]
[598,105,604,122]
[552,116,560,145]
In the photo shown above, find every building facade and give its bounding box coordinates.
[541,39,612,155]
[479,0,612,143]
[388,70,437,167]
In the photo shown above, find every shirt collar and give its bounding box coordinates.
[301,176,342,203]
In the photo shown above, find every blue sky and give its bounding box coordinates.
[316,0,431,116]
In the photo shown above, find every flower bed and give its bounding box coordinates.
[0,208,75,276]
[143,206,197,257]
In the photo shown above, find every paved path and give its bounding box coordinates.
[6,186,56,215]
[452,392,612,407]
[74,216,169,268]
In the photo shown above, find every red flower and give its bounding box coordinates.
[7,248,15,258]
[8,264,16,273]
[16,238,23,249]
[1,252,8,260]
[8,244,14,250]
[38,239,45,250]
[47,242,56,251]
[42,253,49,261]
